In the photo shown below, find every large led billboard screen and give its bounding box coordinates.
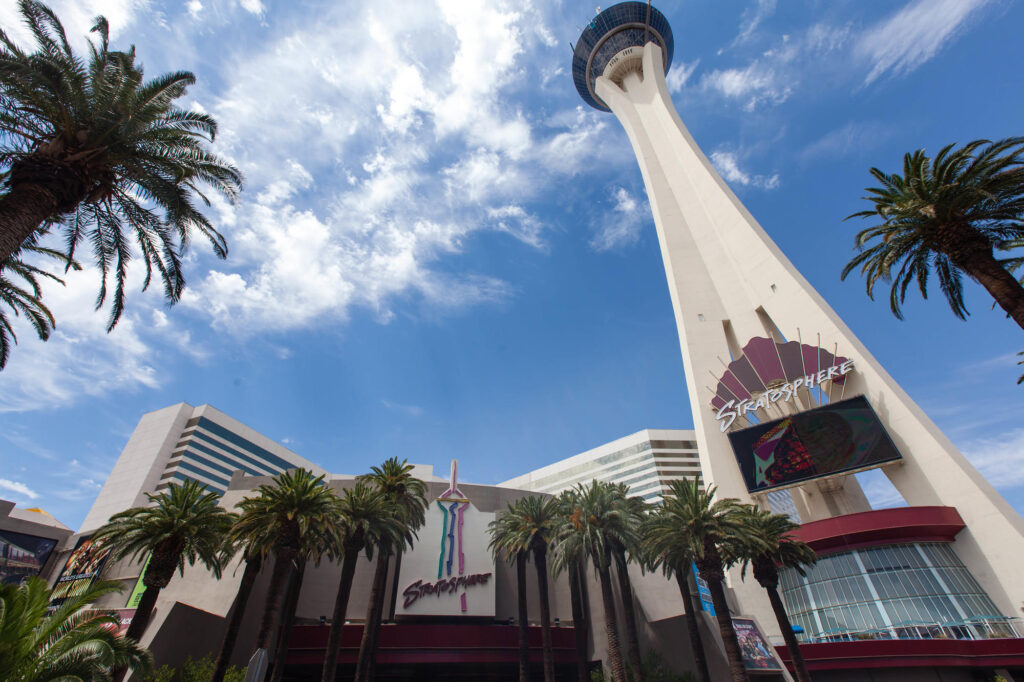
[727,395,902,493]
[0,530,58,585]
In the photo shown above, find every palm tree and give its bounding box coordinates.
[91,479,234,644]
[0,231,78,369]
[321,482,407,682]
[649,479,755,682]
[641,510,711,682]
[0,577,151,681]
[732,508,816,682]
[555,489,591,682]
[607,484,647,682]
[842,137,1024,329]
[553,481,633,682]
[489,517,531,682]
[210,545,264,682]
[489,495,561,682]
[231,469,339,668]
[353,458,428,682]
[0,0,243,330]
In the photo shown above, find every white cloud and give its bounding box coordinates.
[590,187,648,252]
[381,399,424,417]
[186,0,202,18]
[238,0,264,15]
[0,478,39,501]
[858,0,991,84]
[710,151,779,190]
[733,0,777,46]
[665,60,700,94]
[961,429,1024,490]
[0,0,150,49]
[0,264,170,413]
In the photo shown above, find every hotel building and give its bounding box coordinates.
[500,428,701,502]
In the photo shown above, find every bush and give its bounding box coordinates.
[589,651,696,682]
[140,654,245,682]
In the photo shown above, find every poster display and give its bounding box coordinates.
[733,618,783,671]
[125,554,151,608]
[691,563,715,616]
[50,536,111,604]
[727,395,902,493]
[0,529,58,585]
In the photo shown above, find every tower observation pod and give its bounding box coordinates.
[573,2,1024,673]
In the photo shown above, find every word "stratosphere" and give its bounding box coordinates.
[714,359,855,431]
[402,572,493,608]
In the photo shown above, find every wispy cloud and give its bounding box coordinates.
[666,60,700,94]
[0,478,39,501]
[961,428,1024,490]
[381,399,425,417]
[710,150,779,190]
[799,121,893,163]
[590,187,648,252]
[857,0,992,84]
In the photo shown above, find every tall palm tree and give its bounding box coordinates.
[0,0,243,329]
[0,231,78,369]
[641,509,711,682]
[842,137,1024,329]
[649,479,756,682]
[210,544,264,682]
[321,482,407,682]
[231,469,339,667]
[608,483,647,682]
[731,508,816,682]
[91,479,233,644]
[489,525,531,682]
[553,481,633,682]
[489,495,560,682]
[354,458,428,682]
[555,489,591,682]
[0,577,151,681]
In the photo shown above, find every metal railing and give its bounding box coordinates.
[788,616,1023,644]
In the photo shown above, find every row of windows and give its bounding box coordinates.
[780,543,1004,640]
[155,471,227,496]
[525,441,655,491]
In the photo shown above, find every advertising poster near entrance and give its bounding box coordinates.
[126,554,151,608]
[50,536,111,605]
[397,461,496,617]
[691,563,715,616]
[733,618,783,671]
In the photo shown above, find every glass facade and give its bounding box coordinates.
[779,542,1016,642]
[571,1,674,111]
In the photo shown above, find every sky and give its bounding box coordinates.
[0,0,1022,530]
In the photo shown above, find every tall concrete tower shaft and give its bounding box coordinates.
[572,4,1024,630]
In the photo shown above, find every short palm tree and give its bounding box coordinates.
[0,233,78,369]
[489,495,560,682]
[642,510,711,682]
[731,508,816,682]
[650,479,755,682]
[91,479,234,644]
[321,482,407,682]
[231,469,339,664]
[353,458,427,682]
[0,0,243,329]
[0,577,151,681]
[553,480,632,682]
[842,137,1024,329]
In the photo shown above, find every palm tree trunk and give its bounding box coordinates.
[212,555,263,682]
[597,553,626,682]
[533,544,556,682]
[674,565,711,682]
[0,183,61,264]
[612,548,645,682]
[517,551,531,682]
[269,560,306,682]
[569,560,589,682]
[388,548,403,620]
[322,550,360,682]
[702,568,749,682]
[354,550,390,682]
[256,549,297,650]
[765,584,812,682]
[961,250,1024,329]
[124,583,160,643]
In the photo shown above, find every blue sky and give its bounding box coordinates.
[0,0,1022,529]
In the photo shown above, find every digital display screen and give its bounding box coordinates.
[727,395,902,493]
[0,530,58,585]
